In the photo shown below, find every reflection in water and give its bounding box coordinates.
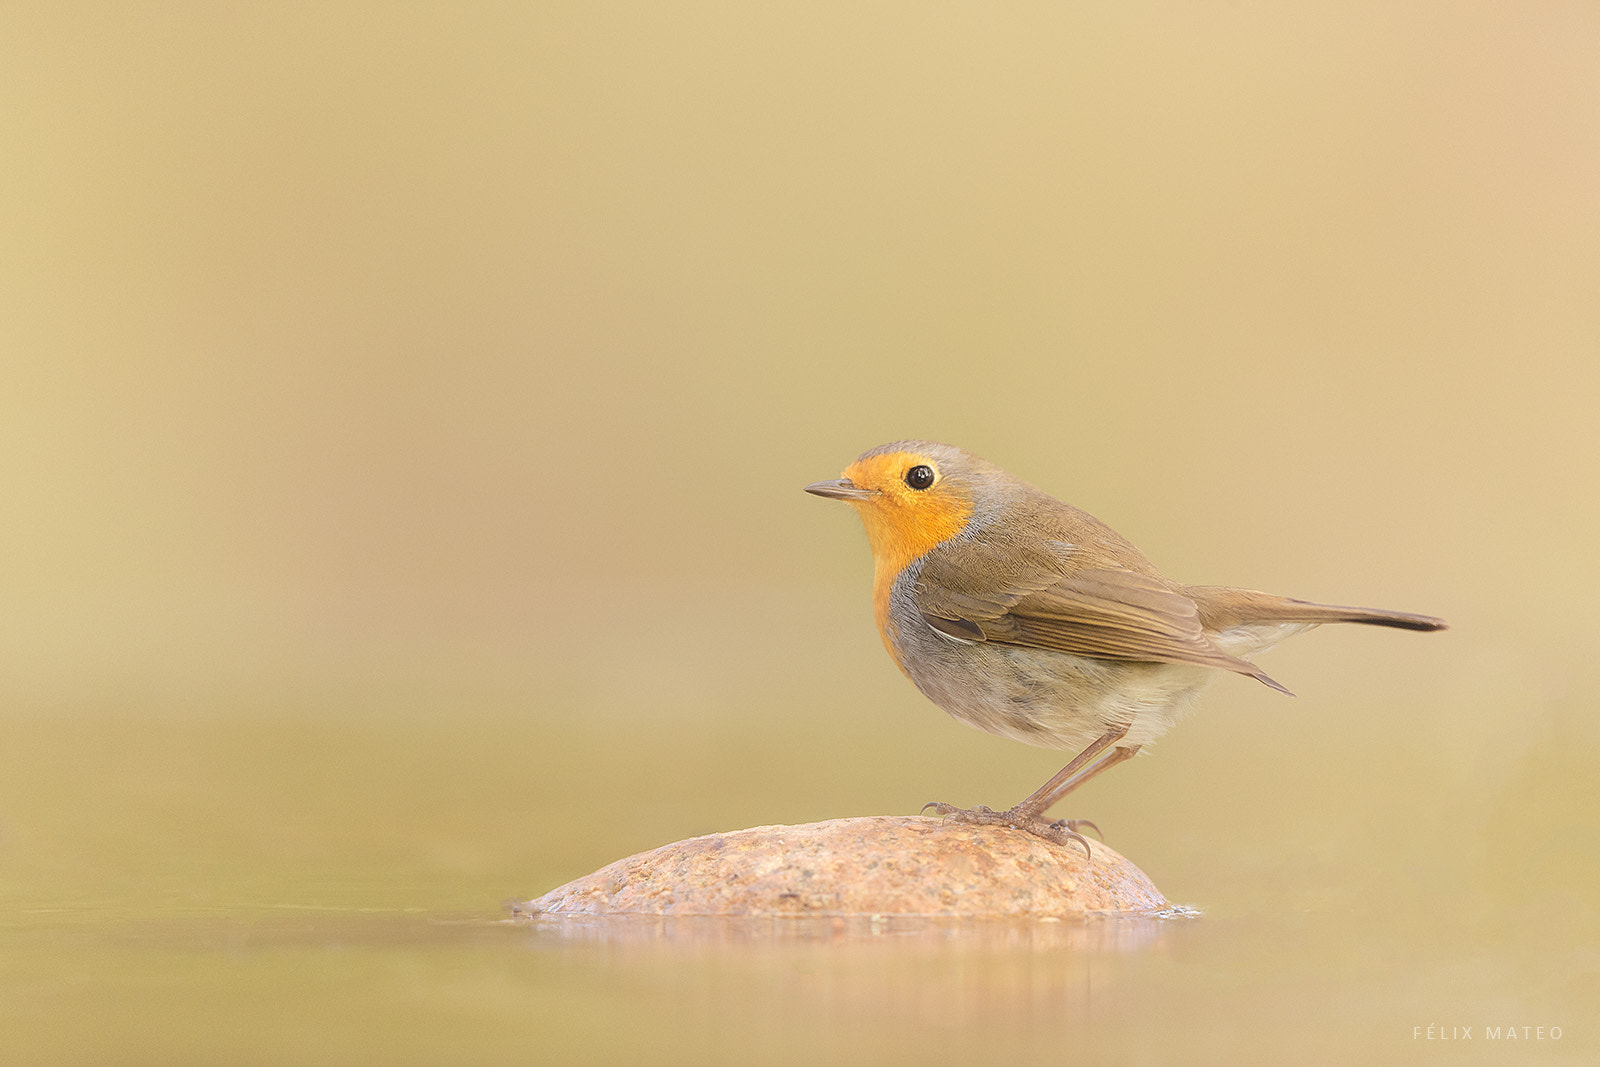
[522,910,1197,953]
[518,911,1205,1040]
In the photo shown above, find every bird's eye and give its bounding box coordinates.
[905,464,936,490]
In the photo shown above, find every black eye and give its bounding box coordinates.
[905,464,936,490]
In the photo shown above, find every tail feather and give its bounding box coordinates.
[1186,586,1448,634]
[1243,664,1294,697]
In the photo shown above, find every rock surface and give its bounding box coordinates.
[518,815,1167,918]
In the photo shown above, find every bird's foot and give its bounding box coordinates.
[921,801,1100,859]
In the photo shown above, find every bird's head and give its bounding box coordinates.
[805,440,988,576]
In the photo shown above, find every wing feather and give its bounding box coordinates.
[915,544,1289,692]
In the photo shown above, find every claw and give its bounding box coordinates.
[1062,818,1102,841]
[1042,820,1093,858]
[1057,826,1093,860]
[921,804,1098,860]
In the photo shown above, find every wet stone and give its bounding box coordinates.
[517,815,1167,918]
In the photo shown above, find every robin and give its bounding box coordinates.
[806,440,1445,856]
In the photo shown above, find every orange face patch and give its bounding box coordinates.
[839,451,975,651]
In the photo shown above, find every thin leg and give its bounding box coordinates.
[1012,725,1131,817]
[922,725,1142,859]
[1057,743,1140,799]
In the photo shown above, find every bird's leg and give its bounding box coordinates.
[1018,740,1142,820]
[923,725,1137,858]
[1027,743,1141,842]
[1011,724,1130,818]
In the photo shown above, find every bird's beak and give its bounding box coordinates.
[804,478,876,501]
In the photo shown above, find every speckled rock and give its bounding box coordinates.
[517,815,1167,918]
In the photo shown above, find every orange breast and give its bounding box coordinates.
[839,452,974,670]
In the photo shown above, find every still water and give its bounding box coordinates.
[1,702,1591,1064]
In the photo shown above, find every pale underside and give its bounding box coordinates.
[896,612,1313,752]
[886,536,1316,752]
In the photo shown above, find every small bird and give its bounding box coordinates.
[806,440,1445,856]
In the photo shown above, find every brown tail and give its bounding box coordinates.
[1186,586,1448,634]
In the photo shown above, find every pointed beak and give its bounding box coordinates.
[804,478,876,501]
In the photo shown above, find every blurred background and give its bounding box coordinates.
[2,2,1596,1062]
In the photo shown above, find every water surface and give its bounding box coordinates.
[2,708,1590,1064]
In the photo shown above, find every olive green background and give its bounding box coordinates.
[3,3,1595,1063]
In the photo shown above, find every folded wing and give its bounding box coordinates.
[917,546,1291,693]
